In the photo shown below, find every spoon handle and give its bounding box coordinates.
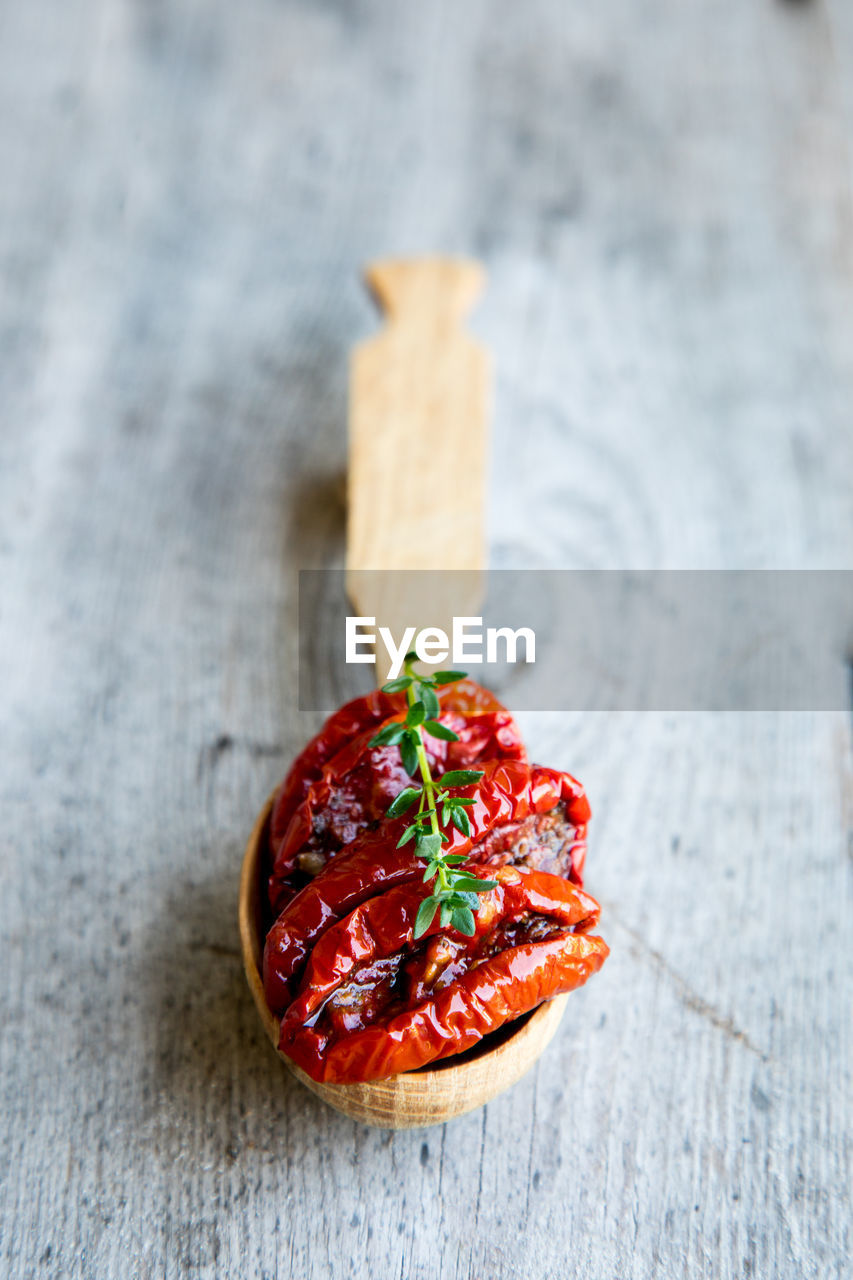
[347,257,490,681]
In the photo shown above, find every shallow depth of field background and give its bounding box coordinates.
[1,4,851,1279]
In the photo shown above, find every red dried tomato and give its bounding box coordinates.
[260,678,607,1085]
[263,760,591,1013]
[268,708,526,912]
[268,680,519,869]
[278,865,608,1083]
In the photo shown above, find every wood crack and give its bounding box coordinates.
[197,734,286,781]
[602,903,769,1060]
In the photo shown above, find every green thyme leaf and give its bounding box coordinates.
[422,719,459,742]
[406,701,426,727]
[368,721,406,748]
[387,786,422,818]
[451,906,476,936]
[414,896,439,939]
[436,769,484,788]
[448,874,498,894]
[381,676,413,693]
[433,671,467,685]
[415,832,442,860]
[443,854,468,866]
[422,861,439,882]
[400,731,419,776]
[397,823,419,847]
[449,806,472,837]
[420,684,440,719]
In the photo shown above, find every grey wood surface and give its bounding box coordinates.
[1,2,851,1277]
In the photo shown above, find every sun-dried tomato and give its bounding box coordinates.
[278,865,608,1082]
[268,679,516,872]
[268,708,526,911]
[263,760,591,1013]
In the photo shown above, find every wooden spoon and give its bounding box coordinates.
[240,257,568,1128]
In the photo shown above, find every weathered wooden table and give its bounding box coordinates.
[1,3,850,1277]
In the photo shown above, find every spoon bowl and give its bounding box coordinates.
[239,792,568,1129]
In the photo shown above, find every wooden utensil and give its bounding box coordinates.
[347,257,488,677]
[240,257,568,1128]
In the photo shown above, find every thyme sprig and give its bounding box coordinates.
[369,656,497,938]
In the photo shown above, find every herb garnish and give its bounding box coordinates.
[369,656,497,939]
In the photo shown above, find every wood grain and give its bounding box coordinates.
[348,257,487,576]
[0,1,851,1278]
[347,257,488,676]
